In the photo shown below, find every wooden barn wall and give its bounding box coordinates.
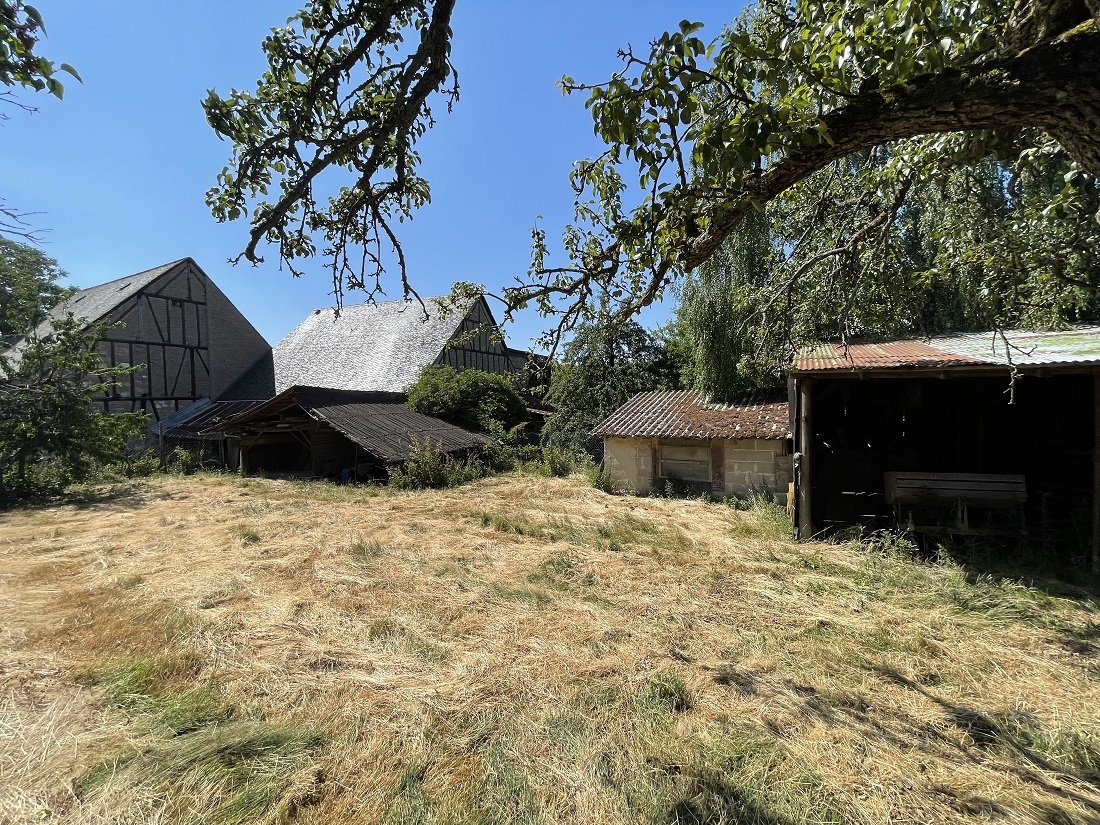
[436,298,511,375]
[311,425,357,477]
[96,262,210,418]
[205,276,270,399]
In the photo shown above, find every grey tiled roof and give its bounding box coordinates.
[594,390,791,440]
[272,297,471,394]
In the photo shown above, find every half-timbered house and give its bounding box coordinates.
[13,258,270,421]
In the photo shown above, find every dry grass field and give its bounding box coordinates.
[1,472,1099,825]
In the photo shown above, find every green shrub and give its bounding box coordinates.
[389,439,490,490]
[407,365,529,434]
[585,462,615,493]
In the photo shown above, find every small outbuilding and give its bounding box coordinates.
[209,386,490,481]
[790,327,1100,568]
[594,390,792,500]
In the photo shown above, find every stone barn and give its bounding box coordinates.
[594,390,792,500]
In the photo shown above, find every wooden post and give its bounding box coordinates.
[797,378,814,540]
[1093,370,1100,575]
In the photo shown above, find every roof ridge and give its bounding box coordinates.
[302,294,464,315]
[71,258,190,294]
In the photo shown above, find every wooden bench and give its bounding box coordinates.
[884,472,1027,536]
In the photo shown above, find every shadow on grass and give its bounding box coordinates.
[1,481,159,514]
[662,774,799,825]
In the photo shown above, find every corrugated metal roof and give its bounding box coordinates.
[593,390,790,441]
[212,386,491,462]
[149,397,268,440]
[794,326,1100,372]
[272,297,473,395]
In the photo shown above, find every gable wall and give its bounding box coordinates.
[95,261,210,418]
[204,276,270,399]
[91,260,270,420]
[435,298,511,375]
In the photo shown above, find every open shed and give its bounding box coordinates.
[208,386,490,480]
[790,327,1100,567]
[594,390,792,500]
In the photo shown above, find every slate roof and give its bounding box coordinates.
[5,259,188,363]
[272,297,473,394]
[594,390,791,441]
[794,326,1100,372]
[211,386,491,462]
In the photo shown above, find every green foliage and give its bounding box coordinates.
[0,239,71,338]
[388,438,491,490]
[0,316,144,504]
[509,0,1100,353]
[209,0,1100,360]
[0,1,78,97]
[407,365,529,435]
[204,0,457,306]
[542,319,679,456]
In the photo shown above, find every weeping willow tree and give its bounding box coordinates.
[672,140,1100,401]
[675,209,783,401]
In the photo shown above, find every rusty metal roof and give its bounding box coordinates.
[794,326,1100,372]
[593,390,790,441]
[210,386,491,462]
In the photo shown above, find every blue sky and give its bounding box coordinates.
[1,1,741,349]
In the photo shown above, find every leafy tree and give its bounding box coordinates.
[406,365,528,435]
[0,238,71,339]
[672,139,1100,399]
[210,0,1100,346]
[542,320,679,456]
[204,0,457,306]
[1,1,79,238]
[0,317,143,504]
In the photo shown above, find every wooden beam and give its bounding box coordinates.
[1093,370,1100,574]
[797,378,814,540]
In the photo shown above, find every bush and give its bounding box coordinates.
[388,439,490,490]
[585,462,615,493]
[407,366,529,434]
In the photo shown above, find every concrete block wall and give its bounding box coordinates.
[603,436,655,494]
[722,438,791,502]
[603,436,791,501]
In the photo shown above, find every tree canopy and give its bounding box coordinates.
[0,238,70,339]
[406,365,528,436]
[541,319,679,456]
[1,0,79,239]
[209,0,1100,347]
[0,317,143,504]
